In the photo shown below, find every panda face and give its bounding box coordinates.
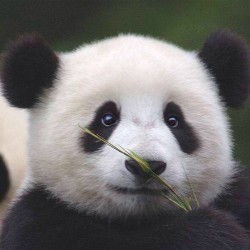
[27,35,234,217]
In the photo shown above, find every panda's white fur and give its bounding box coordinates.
[0,90,28,222]
[27,34,234,217]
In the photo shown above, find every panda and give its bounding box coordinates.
[0,155,9,207]
[0,30,250,249]
[0,91,28,224]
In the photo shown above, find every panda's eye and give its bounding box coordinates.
[101,113,118,127]
[166,116,179,128]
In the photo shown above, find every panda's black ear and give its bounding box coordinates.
[199,30,250,108]
[0,34,59,108]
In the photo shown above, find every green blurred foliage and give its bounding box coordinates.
[0,0,250,165]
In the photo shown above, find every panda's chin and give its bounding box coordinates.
[108,184,166,196]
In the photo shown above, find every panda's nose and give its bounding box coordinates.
[125,160,166,176]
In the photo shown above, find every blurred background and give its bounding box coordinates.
[1,0,250,165]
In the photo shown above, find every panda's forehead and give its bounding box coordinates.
[69,76,215,116]
[58,58,213,104]
[59,34,212,96]
[55,35,219,117]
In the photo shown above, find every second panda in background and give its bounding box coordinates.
[0,155,9,205]
[0,92,27,224]
[1,30,250,249]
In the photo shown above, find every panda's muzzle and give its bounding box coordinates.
[108,160,167,196]
[108,185,166,196]
[125,160,166,177]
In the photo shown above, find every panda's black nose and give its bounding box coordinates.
[125,160,166,176]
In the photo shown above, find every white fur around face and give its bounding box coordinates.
[28,35,233,217]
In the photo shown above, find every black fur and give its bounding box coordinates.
[215,169,250,230]
[1,34,59,108]
[164,102,200,154]
[199,30,250,108]
[1,182,250,250]
[82,101,120,153]
[0,155,10,202]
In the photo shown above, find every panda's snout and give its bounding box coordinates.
[125,160,166,176]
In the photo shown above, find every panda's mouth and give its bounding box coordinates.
[109,185,166,196]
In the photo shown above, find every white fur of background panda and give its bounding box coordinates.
[28,35,234,217]
[0,89,27,223]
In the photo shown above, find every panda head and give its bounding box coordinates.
[1,31,249,217]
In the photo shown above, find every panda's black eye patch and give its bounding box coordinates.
[164,102,200,154]
[82,101,120,153]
